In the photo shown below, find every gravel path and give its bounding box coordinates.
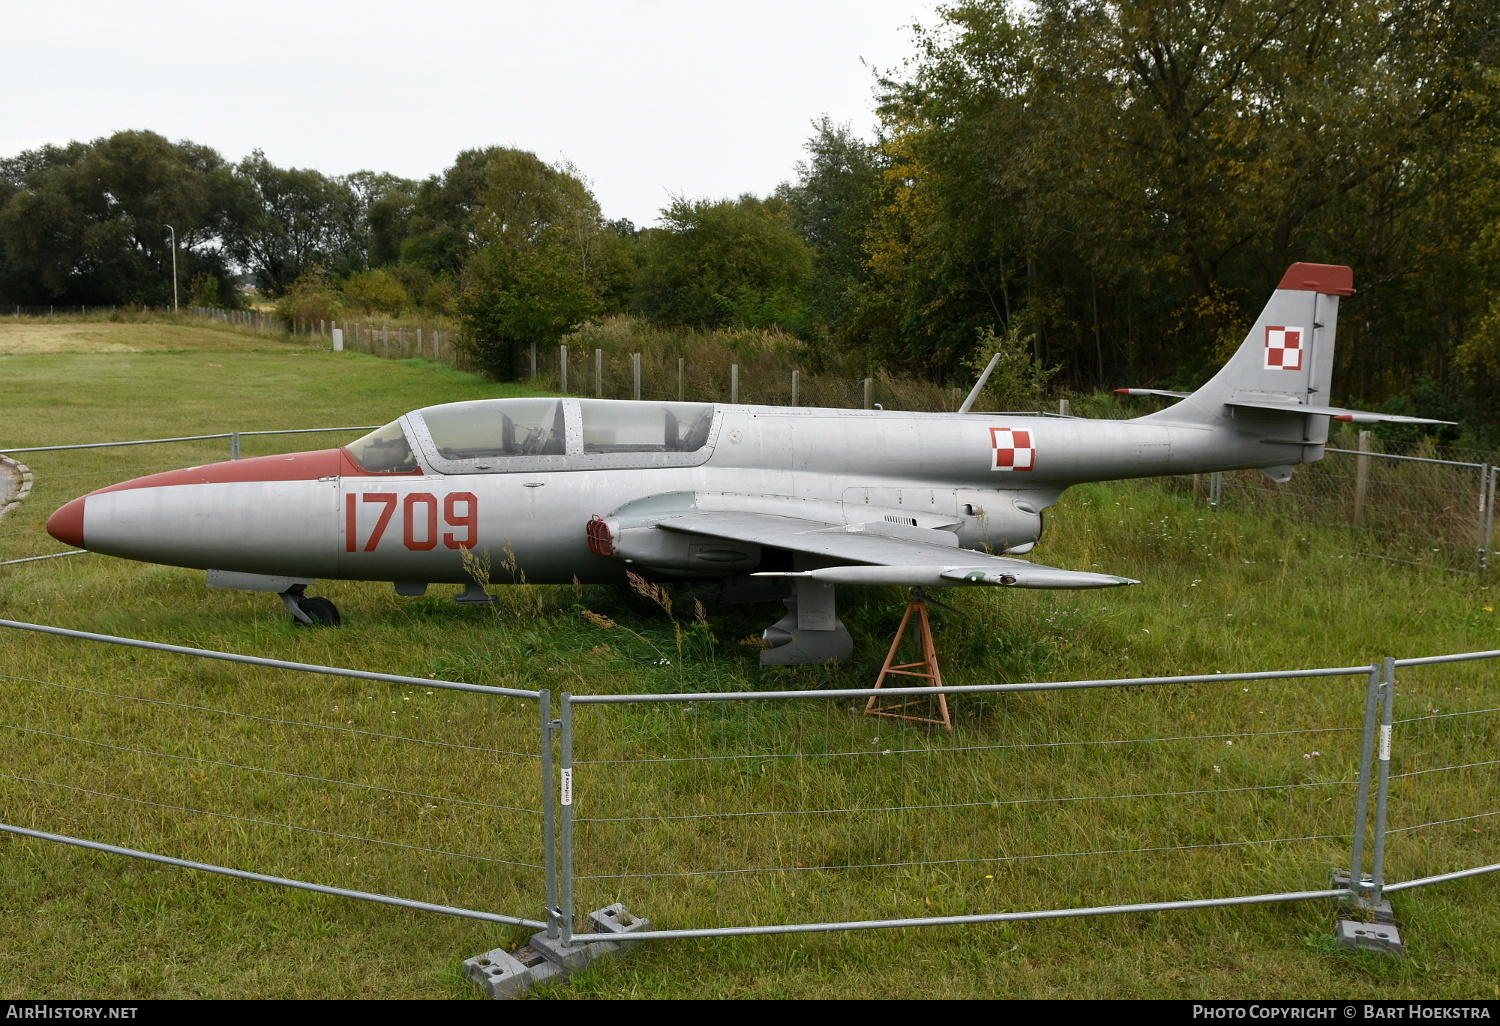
[0,454,33,522]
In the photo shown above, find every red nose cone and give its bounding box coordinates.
[47,496,86,549]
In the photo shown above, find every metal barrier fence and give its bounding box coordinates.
[0,619,549,929]
[3,616,1495,953]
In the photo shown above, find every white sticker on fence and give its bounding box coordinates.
[561,767,573,806]
[1380,724,1392,762]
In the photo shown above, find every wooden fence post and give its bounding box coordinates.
[1354,430,1372,524]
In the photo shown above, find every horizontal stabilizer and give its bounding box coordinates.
[1226,400,1455,426]
[754,565,1137,590]
[1114,388,1191,399]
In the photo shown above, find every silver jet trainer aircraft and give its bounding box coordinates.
[45,263,1447,663]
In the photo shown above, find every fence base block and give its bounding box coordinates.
[464,946,565,999]
[1332,871,1398,924]
[1335,918,1405,957]
[466,905,652,999]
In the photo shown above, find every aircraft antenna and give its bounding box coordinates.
[957,352,1003,414]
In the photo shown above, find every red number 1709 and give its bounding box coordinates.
[345,492,478,552]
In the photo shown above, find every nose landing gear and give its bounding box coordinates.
[280,584,342,627]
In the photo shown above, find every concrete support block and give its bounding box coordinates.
[528,931,603,970]
[467,905,651,999]
[463,945,564,999]
[589,902,653,953]
[1335,918,1405,957]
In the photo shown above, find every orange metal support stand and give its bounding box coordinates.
[864,598,953,731]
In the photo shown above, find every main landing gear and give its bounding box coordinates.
[280,583,341,627]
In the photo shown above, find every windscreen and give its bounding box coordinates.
[344,420,418,473]
[420,399,566,459]
[580,400,714,454]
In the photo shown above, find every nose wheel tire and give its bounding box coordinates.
[280,585,341,627]
[294,596,342,627]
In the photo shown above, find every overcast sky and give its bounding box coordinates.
[2,1,937,227]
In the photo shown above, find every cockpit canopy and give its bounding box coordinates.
[579,399,714,454]
[424,398,567,460]
[345,421,418,473]
[344,398,717,474]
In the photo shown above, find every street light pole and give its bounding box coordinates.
[164,224,179,313]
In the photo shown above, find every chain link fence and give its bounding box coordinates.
[1179,432,1497,574]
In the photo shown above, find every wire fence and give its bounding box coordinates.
[1378,653,1500,900]
[560,666,1376,938]
[0,620,547,928]
[2,617,1495,953]
[1177,431,1498,573]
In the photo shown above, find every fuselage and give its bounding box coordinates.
[47,399,1316,586]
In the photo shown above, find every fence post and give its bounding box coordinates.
[530,342,537,379]
[539,690,559,940]
[399,327,405,355]
[632,353,641,401]
[559,692,575,946]
[1369,657,1397,905]
[595,348,603,398]
[1483,465,1497,575]
[678,358,685,402]
[331,328,343,352]
[1059,398,1071,416]
[1209,471,1223,508]
[1478,463,1492,575]
[1347,663,1383,900]
[1354,430,1372,523]
[382,326,389,357]
[863,377,873,409]
[434,331,441,361]
[731,364,739,404]
[229,432,241,461]
[559,345,569,392]
[791,369,799,407]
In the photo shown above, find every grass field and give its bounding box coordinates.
[1,316,1497,1000]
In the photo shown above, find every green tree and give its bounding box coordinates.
[447,149,619,377]
[0,131,240,306]
[811,0,1496,405]
[341,267,409,314]
[222,151,362,296]
[635,194,814,332]
[458,243,599,377]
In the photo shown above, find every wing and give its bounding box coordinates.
[653,511,1136,590]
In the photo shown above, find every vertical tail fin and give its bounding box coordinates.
[1144,263,1353,428]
